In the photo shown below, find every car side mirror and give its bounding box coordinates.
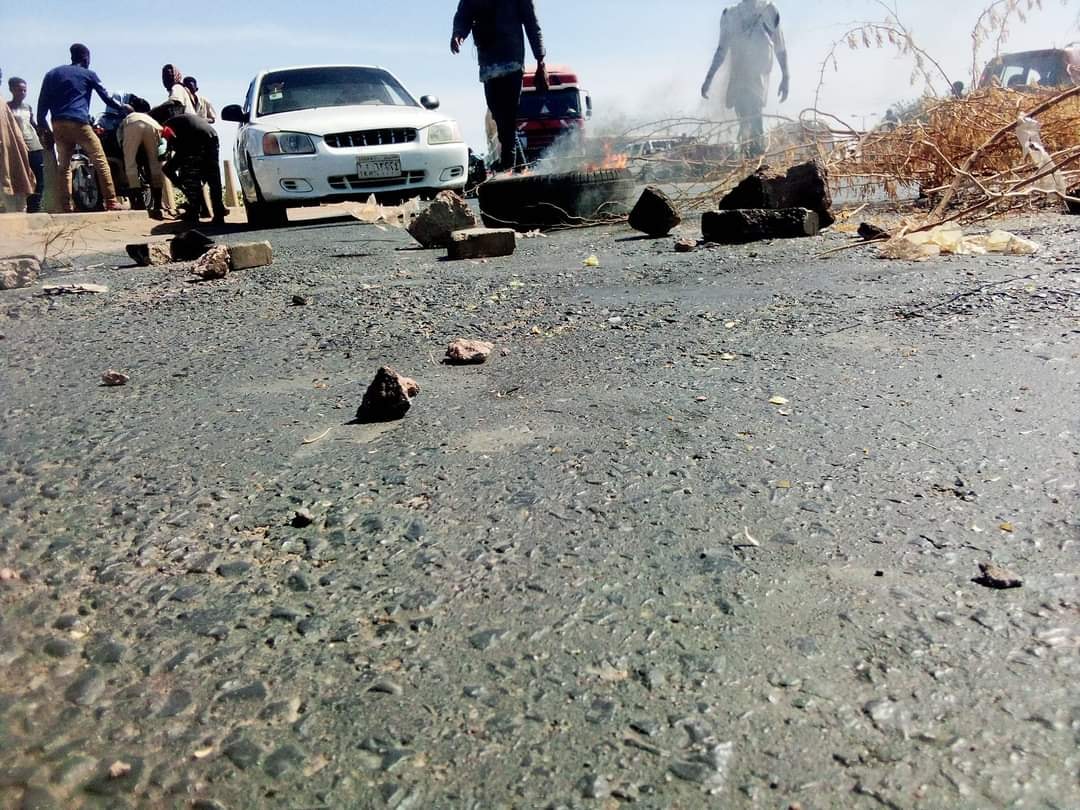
[420,95,440,110]
[221,104,248,124]
[585,95,593,119]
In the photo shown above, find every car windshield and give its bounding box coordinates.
[257,67,417,116]
[517,89,583,120]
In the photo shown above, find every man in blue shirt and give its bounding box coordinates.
[36,43,130,212]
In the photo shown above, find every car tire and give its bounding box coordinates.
[245,200,288,228]
[244,156,288,228]
[478,168,636,231]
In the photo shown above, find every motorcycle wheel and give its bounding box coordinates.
[72,163,102,212]
[128,163,152,212]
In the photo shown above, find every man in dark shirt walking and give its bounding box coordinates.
[160,111,227,225]
[36,43,130,212]
[451,0,548,172]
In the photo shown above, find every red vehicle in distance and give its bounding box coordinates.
[486,66,592,167]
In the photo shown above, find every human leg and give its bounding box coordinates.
[203,142,227,221]
[72,124,119,207]
[484,72,523,170]
[27,150,44,213]
[122,125,143,189]
[51,120,79,213]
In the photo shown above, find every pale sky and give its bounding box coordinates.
[3,1,1078,153]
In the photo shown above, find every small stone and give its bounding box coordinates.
[100,370,129,387]
[0,257,40,290]
[858,222,890,241]
[368,680,404,696]
[445,339,494,365]
[291,294,309,306]
[263,744,304,779]
[227,241,273,270]
[468,629,505,651]
[291,509,315,528]
[629,186,681,237]
[84,757,143,796]
[380,748,414,772]
[286,571,311,592]
[187,552,219,573]
[83,636,125,665]
[974,562,1022,590]
[408,190,478,248]
[356,366,420,423]
[43,638,77,659]
[169,585,201,603]
[125,243,172,267]
[674,238,697,253]
[158,689,193,718]
[216,561,252,578]
[447,228,516,260]
[218,681,268,703]
[224,738,262,771]
[579,774,612,800]
[64,668,104,706]
[193,245,230,280]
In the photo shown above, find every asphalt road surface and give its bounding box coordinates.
[1,208,1078,809]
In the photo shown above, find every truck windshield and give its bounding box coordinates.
[518,89,583,120]
[257,67,417,116]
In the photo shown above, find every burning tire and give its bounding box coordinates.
[478,168,636,231]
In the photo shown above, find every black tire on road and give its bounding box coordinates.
[478,168,636,231]
[245,155,289,228]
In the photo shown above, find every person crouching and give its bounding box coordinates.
[120,96,166,219]
[159,111,227,224]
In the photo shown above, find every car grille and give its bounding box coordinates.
[324,128,418,149]
[328,171,426,191]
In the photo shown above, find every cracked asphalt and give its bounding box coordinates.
[1,207,1078,809]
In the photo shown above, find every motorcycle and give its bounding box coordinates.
[70,97,154,212]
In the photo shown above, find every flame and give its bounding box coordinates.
[586,143,629,171]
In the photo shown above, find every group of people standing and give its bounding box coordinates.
[1,44,226,223]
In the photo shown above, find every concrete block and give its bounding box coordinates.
[408,191,478,248]
[227,241,273,270]
[629,186,681,237]
[447,228,516,260]
[701,208,820,244]
[126,243,172,267]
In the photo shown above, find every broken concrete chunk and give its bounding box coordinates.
[126,243,172,267]
[193,245,231,280]
[0,257,40,290]
[228,242,273,270]
[718,160,834,228]
[974,562,1022,590]
[445,339,494,365]
[629,186,682,237]
[171,230,216,261]
[702,208,820,244]
[447,228,516,260]
[674,238,697,253]
[357,367,420,423]
[407,191,479,248]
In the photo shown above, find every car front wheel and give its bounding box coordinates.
[244,156,289,228]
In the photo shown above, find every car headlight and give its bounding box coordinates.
[262,132,316,156]
[427,121,463,145]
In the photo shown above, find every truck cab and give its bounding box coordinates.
[487,66,592,167]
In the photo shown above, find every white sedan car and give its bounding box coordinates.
[222,65,469,227]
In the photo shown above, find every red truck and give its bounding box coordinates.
[486,66,592,167]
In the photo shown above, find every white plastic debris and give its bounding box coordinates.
[343,194,420,228]
[880,223,1038,260]
[1015,115,1067,196]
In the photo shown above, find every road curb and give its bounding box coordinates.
[0,211,150,244]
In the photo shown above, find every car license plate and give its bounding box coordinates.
[356,156,401,180]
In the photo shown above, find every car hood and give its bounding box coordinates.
[252,105,447,136]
